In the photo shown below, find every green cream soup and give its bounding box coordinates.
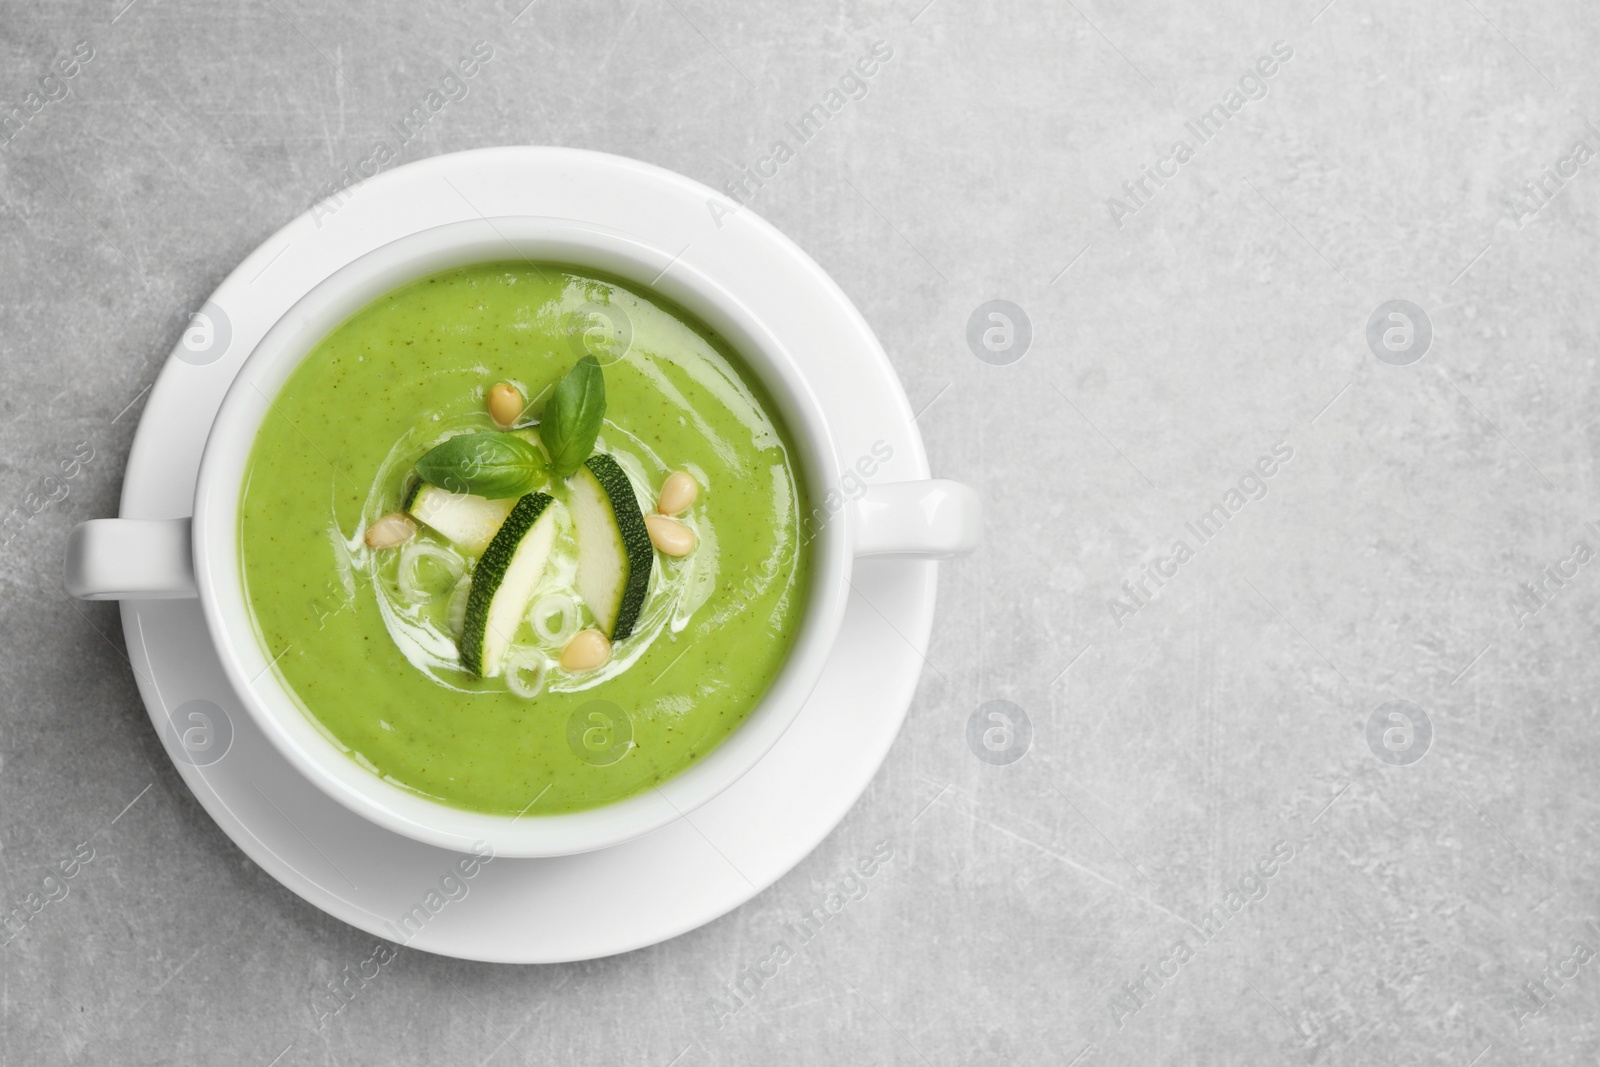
[239,262,810,815]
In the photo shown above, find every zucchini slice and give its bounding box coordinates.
[570,454,653,640]
[459,493,560,677]
[404,482,516,556]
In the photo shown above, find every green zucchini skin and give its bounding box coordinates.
[459,492,556,677]
[582,454,653,640]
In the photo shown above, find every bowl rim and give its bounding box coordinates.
[191,214,853,858]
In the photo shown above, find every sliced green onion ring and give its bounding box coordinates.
[398,540,464,604]
[503,648,548,699]
[444,574,472,634]
[529,591,580,646]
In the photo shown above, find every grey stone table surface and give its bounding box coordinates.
[3,0,1599,1062]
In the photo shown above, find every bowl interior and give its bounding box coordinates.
[192,216,852,857]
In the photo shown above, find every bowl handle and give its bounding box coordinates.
[852,480,980,559]
[63,518,198,600]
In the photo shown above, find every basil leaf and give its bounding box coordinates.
[415,432,544,499]
[540,355,606,478]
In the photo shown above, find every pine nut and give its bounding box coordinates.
[656,471,698,515]
[560,628,611,671]
[364,513,416,549]
[645,514,696,557]
[487,382,524,428]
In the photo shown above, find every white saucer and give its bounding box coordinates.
[117,147,938,963]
